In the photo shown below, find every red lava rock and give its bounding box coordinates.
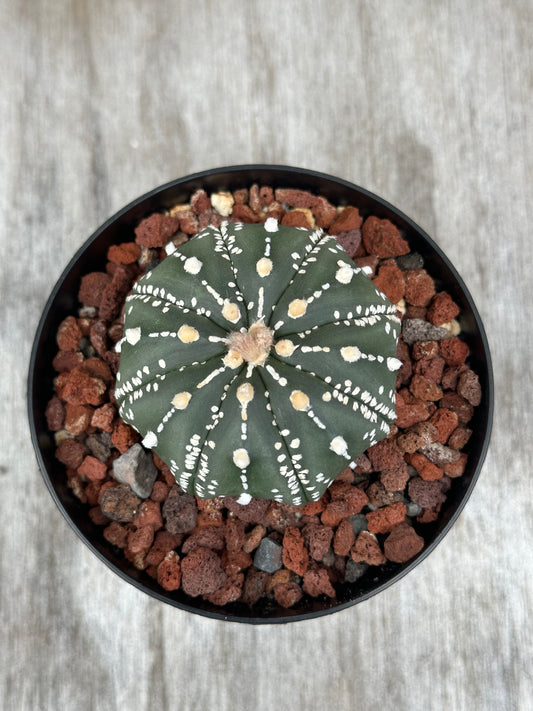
[222,550,252,577]
[373,260,405,304]
[249,184,274,210]
[396,338,413,386]
[181,526,225,553]
[224,516,246,553]
[274,188,318,209]
[55,438,86,469]
[415,355,446,384]
[230,203,260,223]
[312,196,338,229]
[439,392,475,424]
[355,254,379,276]
[78,455,107,482]
[78,272,112,308]
[396,421,436,453]
[301,497,327,516]
[448,427,472,450]
[190,189,211,214]
[384,522,425,563]
[366,502,407,534]
[428,408,459,443]
[408,452,443,481]
[133,499,163,531]
[57,367,107,407]
[362,216,410,257]
[224,497,270,524]
[273,581,303,608]
[404,269,436,307]
[302,565,336,598]
[111,419,140,453]
[128,524,155,554]
[195,497,225,528]
[444,452,468,478]
[150,480,170,503]
[367,437,405,472]
[162,487,197,535]
[350,531,387,566]
[103,521,129,548]
[107,242,141,265]
[335,229,362,257]
[157,551,182,591]
[282,526,309,576]
[329,205,362,234]
[281,209,313,228]
[394,389,432,428]
[89,319,108,357]
[409,373,443,401]
[242,569,269,606]
[145,530,183,566]
[99,265,135,321]
[80,357,113,385]
[57,316,82,351]
[412,340,439,361]
[407,477,447,509]
[135,213,181,247]
[45,396,65,431]
[439,337,470,367]
[100,484,141,522]
[303,523,334,561]
[261,501,301,532]
[52,350,85,372]
[333,519,356,556]
[64,403,93,436]
[205,573,245,605]
[91,403,115,432]
[457,369,482,406]
[321,485,368,527]
[180,547,227,597]
[427,292,460,326]
[380,465,410,492]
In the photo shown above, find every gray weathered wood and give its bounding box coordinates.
[1,0,531,709]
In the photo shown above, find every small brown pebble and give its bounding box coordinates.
[135,213,181,247]
[225,516,246,553]
[441,364,468,390]
[91,403,115,432]
[88,506,109,526]
[230,203,260,223]
[448,427,472,449]
[350,531,386,566]
[355,254,379,276]
[409,374,443,401]
[415,355,446,384]
[407,477,447,509]
[224,497,270,524]
[242,569,269,606]
[100,484,141,522]
[439,392,474,424]
[281,209,314,228]
[366,502,407,534]
[367,437,405,472]
[380,465,410,492]
[444,452,468,478]
[111,419,140,453]
[157,551,182,591]
[362,216,410,257]
[52,350,85,373]
[261,501,301,532]
[428,408,459,443]
[420,441,461,467]
[181,547,227,597]
[162,486,197,535]
[182,526,225,553]
[321,485,368,527]
[190,189,211,214]
[78,272,112,308]
[412,340,439,361]
[273,581,303,608]
[150,480,170,503]
[302,565,336,598]
[396,421,436,453]
[99,265,135,322]
[242,524,267,554]
[384,522,424,563]
[335,229,362,257]
[145,530,183,567]
[45,396,65,431]
[103,521,129,548]
[394,390,432,429]
[133,499,163,531]
[89,320,108,357]
[128,524,155,554]
[222,550,252,577]
[205,573,245,605]
[274,188,318,209]
[312,196,338,228]
[329,205,362,234]
[282,526,309,576]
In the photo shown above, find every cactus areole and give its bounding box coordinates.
[116,218,402,506]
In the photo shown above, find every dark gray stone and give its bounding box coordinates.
[344,559,368,583]
[406,501,423,517]
[348,513,368,535]
[112,443,158,498]
[253,537,283,573]
[402,318,450,345]
[396,252,424,270]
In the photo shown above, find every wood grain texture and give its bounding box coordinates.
[1,1,531,709]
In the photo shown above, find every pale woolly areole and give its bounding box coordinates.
[115,218,401,506]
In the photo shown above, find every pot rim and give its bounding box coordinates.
[28,164,494,623]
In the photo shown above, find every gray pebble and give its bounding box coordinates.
[344,559,369,583]
[420,441,461,466]
[112,443,158,499]
[405,501,423,517]
[396,252,424,270]
[86,432,112,463]
[349,513,368,535]
[402,318,450,345]
[253,537,283,573]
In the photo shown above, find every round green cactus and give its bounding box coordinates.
[115,218,401,506]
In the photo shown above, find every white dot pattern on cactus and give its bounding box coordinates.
[115,219,400,505]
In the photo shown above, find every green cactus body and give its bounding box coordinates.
[116,218,401,506]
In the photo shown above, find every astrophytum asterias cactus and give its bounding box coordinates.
[115,218,402,506]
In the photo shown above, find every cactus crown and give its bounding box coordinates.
[116,218,401,506]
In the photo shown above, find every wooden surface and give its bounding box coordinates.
[1,1,531,709]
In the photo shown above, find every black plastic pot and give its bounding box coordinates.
[28,165,493,623]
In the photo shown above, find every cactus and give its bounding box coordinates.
[115,218,401,506]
